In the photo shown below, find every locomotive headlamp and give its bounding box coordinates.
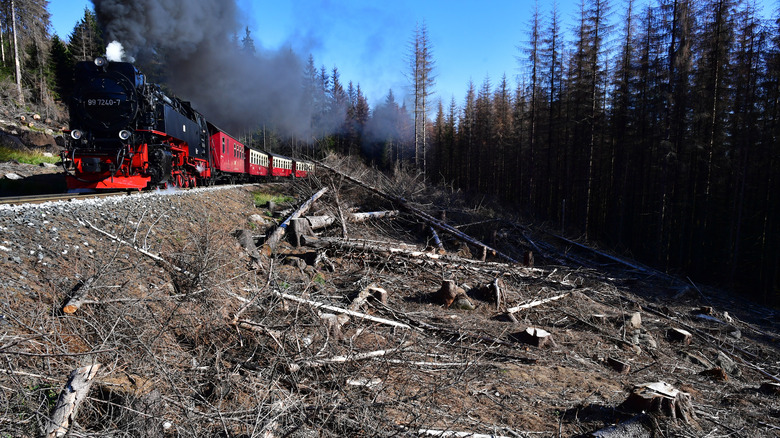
[94,57,107,67]
[70,130,83,140]
[118,130,132,140]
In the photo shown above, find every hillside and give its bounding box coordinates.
[0,156,779,437]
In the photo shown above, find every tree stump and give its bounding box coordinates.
[517,327,554,348]
[434,280,465,308]
[666,327,692,346]
[524,250,534,267]
[290,218,314,247]
[607,357,631,374]
[621,381,697,425]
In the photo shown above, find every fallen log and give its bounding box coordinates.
[349,210,399,222]
[299,341,412,368]
[304,235,502,267]
[506,292,570,314]
[45,363,101,438]
[303,215,336,230]
[62,276,98,314]
[263,187,328,253]
[428,226,444,252]
[316,161,517,263]
[269,290,414,331]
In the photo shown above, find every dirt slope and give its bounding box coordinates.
[1,159,778,437]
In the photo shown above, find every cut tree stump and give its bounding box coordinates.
[233,229,263,264]
[45,363,102,438]
[666,327,692,345]
[517,327,554,348]
[621,381,697,425]
[524,250,534,267]
[263,187,328,253]
[627,312,642,329]
[607,357,631,374]
[349,283,388,311]
[434,280,466,308]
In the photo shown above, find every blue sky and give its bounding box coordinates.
[49,0,776,109]
[48,0,581,108]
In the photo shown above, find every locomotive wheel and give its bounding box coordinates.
[176,174,183,188]
[189,177,196,188]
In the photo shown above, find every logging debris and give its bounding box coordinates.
[8,159,779,437]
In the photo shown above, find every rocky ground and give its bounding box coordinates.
[0,113,68,196]
[0,158,779,437]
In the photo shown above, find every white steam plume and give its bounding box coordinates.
[106,41,125,62]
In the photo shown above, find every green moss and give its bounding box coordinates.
[0,146,59,166]
[253,192,294,208]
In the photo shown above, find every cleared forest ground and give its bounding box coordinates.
[1,157,778,437]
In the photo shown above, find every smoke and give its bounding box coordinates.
[105,40,125,62]
[91,0,314,138]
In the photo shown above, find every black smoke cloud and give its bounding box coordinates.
[91,0,312,137]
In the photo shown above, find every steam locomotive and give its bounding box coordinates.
[61,57,313,190]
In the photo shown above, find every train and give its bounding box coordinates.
[61,56,314,191]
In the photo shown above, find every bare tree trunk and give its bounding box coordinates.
[1,21,6,65]
[11,0,23,104]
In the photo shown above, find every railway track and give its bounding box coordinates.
[0,191,130,206]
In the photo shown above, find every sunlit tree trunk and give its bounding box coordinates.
[11,0,23,104]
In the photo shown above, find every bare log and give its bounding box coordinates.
[263,187,328,252]
[45,363,101,438]
[300,341,412,367]
[301,215,335,230]
[506,292,570,314]
[270,290,414,331]
[305,235,496,266]
[349,210,399,222]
